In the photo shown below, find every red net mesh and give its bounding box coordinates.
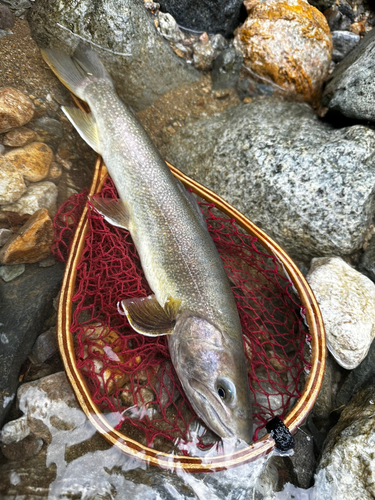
[53,178,311,453]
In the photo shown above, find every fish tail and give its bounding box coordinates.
[41,45,113,101]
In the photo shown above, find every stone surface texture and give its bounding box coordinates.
[307,257,375,369]
[0,4,14,30]
[0,262,64,427]
[0,155,27,204]
[158,0,245,37]
[0,228,12,246]
[331,30,360,62]
[0,263,25,282]
[0,86,34,133]
[28,0,199,111]
[315,385,375,500]
[0,208,54,264]
[0,180,58,216]
[4,141,53,182]
[28,327,58,365]
[323,28,375,121]
[160,99,375,259]
[211,47,243,90]
[3,126,37,146]
[234,0,332,105]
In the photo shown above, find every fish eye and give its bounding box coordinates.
[216,378,236,404]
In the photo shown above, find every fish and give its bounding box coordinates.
[41,46,253,444]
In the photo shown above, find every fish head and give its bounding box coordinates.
[169,312,253,444]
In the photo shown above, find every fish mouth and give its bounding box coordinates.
[191,379,234,439]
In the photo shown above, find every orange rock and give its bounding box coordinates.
[0,208,54,265]
[3,127,37,147]
[5,142,53,182]
[234,0,332,105]
[0,87,34,133]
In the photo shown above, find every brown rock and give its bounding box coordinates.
[5,141,53,182]
[0,208,54,265]
[0,5,14,30]
[234,0,332,105]
[0,87,34,134]
[3,127,37,147]
[1,434,42,461]
[0,181,58,217]
[46,161,62,182]
[0,155,27,205]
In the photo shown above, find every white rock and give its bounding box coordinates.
[307,257,375,369]
[0,155,27,205]
[0,415,30,444]
[0,181,58,217]
[157,11,185,43]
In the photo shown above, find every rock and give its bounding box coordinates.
[0,28,9,39]
[211,47,243,90]
[336,337,375,408]
[1,434,43,461]
[323,28,375,121]
[0,143,4,154]
[234,0,332,105]
[4,141,53,182]
[0,4,14,29]
[0,0,32,9]
[307,257,375,369]
[192,37,216,70]
[0,208,54,265]
[360,237,375,282]
[324,6,354,31]
[0,262,64,426]
[315,385,375,500]
[3,126,37,147]
[0,227,12,246]
[28,0,200,112]
[331,30,360,62]
[312,352,341,421]
[160,99,375,259]
[0,263,25,281]
[307,0,335,10]
[158,0,245,37]
[0,87,34,133]
[0,181,58,217]
[28,327,58,365]
[30,116,64,147]
[157,11,185,43]
[46,161,62,183]
[0,155,27,204]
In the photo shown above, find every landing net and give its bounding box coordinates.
[52,177,310,454]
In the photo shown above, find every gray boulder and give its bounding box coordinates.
[160,99,375,260]
[28,0,199,111]
[323,28,375,122]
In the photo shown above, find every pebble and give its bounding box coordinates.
[192,37,216,71]
[0,87,34,134]
[157,11,185,43]
[0,181,58,217]
[3,126,37,147]
[306,257,375,369]
[0,4,14,30]
[0,228,12,247]
[0,263,25,282]
[211,48,243,91]
[331,30,360,62]
[4,141,53,182]
[0,208,54,265]
[28,327,58,365]
[234,0,332,105]
[46,161,62,183]
[0,155,27,205]
[0,415,30,445]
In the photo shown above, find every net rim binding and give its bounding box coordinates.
[57,97,326,473]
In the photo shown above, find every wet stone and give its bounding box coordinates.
[0,208,54,265]
[211,47,243,90]
[0,180,58,217]
[0,263,25,281]
[0,4,14,29]
[3,126,37,146]
[0,87,34,133]
[0,228,12,246]
[307,257,375,369]
[157,11,185,43]
[5,141,53,182]
[234,0,332,105]
[0,155,27,204]
[28,327,58,365]
[331,30,360,63]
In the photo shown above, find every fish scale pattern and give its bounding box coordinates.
[52,177,310,452]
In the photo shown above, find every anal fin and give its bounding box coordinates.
[89,196,130,230]
[120,295,181,336]
[62,106,102,155]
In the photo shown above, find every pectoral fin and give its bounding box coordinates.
[120,295,181,336]
[89,197,130,230]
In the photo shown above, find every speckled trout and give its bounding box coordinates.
[42,47,253,443]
